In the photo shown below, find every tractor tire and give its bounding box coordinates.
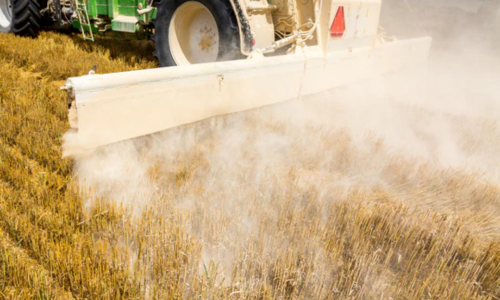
[0,0,41,37]
[152,0,240,67]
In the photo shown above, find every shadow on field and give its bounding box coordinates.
[64,31,158,66]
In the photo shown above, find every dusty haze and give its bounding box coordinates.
[68,2,500,298]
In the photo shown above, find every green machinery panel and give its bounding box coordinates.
[86,0,153,19]
[76,0,156,36]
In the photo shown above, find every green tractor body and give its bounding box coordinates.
[72,0,157,41]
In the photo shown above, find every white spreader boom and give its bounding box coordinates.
[64,37,431,149]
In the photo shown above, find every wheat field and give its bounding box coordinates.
[0,18,499,300]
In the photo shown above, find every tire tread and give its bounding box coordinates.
[8,0,42,37]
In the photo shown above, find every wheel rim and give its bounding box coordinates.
[169,1,219,65]
[0,0,12,29]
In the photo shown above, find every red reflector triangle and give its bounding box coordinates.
[330,6,345,38]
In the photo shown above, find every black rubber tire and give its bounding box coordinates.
[0,0,41,37]
[152,0,240,67]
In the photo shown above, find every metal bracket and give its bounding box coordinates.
[137,6,153,15]
[246,4,278,15]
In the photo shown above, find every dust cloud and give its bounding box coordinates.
[67,1,500,296]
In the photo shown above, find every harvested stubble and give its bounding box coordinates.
[0,32,499,299]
